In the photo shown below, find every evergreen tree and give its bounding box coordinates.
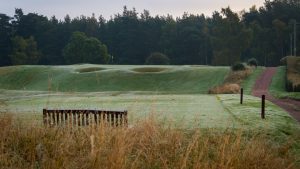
[9,36,40,65]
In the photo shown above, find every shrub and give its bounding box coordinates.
[231,62,246,71]
[145,52,170,65]
[208,83,241,94]
[247,58,258,67]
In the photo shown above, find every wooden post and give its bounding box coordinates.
[261,95,265,119]
[116,112,119,126]
[94,112,97,124]
[86,112,89,126]
[73,111,76,126]
[111,113,115,126]
[52,111,55,125]
[68,111,72,127]
[240,88,243,104]
[82,111,85,126]
[60,111,64,125]
[56,111,60,125]
[78,111,81,126]
[124,111,128,127]
[64,111,68,125]
[47,111,51,126]
[43,109,47,125]
[120,113,123,126]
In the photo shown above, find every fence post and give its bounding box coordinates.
[240,88,243,104]
[43,109,47,125]
[261,95,265,119]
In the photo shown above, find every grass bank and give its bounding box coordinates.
[269,66,300,100]
[241,67,264,94]
[0,65,229,94]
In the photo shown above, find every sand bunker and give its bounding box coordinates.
[75,67,106,73]
[131,67,168,73]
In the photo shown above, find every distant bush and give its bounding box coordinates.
[231,62,246,71]
[145,52,170,65]
[247,58,258,67]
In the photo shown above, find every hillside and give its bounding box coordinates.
[0,65,229,94]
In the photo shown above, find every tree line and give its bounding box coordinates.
[0,0,299,66]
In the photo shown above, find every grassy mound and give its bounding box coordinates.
[241,67,264,94]
[0,65,229,93]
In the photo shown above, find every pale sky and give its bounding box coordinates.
[0,0,265,19]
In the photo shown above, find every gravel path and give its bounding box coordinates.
[252,67,300,122]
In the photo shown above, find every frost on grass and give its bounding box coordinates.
[217,94,300,133]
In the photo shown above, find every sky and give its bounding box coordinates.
[0,0,265,19]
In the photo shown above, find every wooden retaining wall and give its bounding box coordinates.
[43,109,128,127]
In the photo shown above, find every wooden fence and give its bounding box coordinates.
[43,109,128,127]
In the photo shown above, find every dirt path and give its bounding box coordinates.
[252,67,300,122]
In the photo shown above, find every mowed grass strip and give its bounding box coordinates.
[217,94,300,133]
[3,94,233,128]
[241,67,264,94]
[0,65,229,93]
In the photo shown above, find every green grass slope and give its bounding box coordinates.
[269,66,300,99]
[0,65,229,94]
[241,67,264,94]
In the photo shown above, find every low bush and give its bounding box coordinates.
[208,83,240,94]
[145,52,170,65]
[225,68,253,84]
[231,62,246,71]
[209,67,253,94]
[247,58,258,67]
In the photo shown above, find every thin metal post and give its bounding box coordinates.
[240,88,243,104]
[261,95,265,119]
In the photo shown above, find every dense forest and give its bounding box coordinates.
[0,0,300,66]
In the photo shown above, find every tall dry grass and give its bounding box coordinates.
[208,68,253,94]
[0,114,297,169]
